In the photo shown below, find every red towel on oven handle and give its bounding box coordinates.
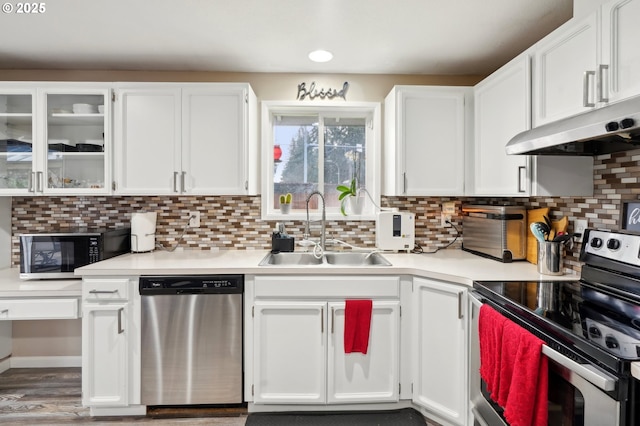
[479,305,548,426]
[479,304,507,397]
[502,324,548,426]
[344,299,373,354]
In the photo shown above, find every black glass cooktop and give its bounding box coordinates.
[474,279,640,373]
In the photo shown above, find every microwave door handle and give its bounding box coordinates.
[542,345,616,391]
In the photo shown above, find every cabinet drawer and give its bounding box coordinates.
[254,276,400,298]
[83,278,131,301]
[0,298,79,320]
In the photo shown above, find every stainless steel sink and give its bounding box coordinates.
[259,252,324,266]
[323,252,392,266]
[258,251,391,266]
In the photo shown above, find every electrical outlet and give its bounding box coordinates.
[441,212,451,227]
[441,202,456,227]
[573,219,587,242]
[188,211,200,228]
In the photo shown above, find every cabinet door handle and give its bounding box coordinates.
[1,309,8,315]
[457,291,464,319]
[181,171,186,193]
[517,166,526,193]
[117,307,124,334]
[28,172,35,192]
[331,307,335,334]
[173,172,179,193]
[598,64,609,103]
[321,307,324,334]
[403,172,407,195]
[583,70,596,107]
[89,289,118,294]
[36,171,43,192]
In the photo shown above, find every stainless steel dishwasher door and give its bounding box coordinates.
[141,291,243,405]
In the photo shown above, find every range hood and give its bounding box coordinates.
[506,95,640,156]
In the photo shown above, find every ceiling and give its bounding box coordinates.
[1,0,573,76]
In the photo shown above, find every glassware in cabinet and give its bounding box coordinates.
[44,93,107,191]
[0,93,34,191]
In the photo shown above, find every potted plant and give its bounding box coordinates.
[337,178,364,216]
[337,149,366,216]
[279,192,292,214]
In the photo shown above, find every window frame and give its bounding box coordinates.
[261,100,381,221]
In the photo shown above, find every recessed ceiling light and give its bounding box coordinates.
[308,50,333,63]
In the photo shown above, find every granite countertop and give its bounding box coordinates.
[0,248,579,298]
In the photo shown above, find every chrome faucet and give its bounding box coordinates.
[305,190,326,252]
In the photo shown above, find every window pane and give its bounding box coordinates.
[323,117,366,210]
[273,116,319,210]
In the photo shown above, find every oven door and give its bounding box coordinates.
[469,292,621,426]
[19,235,92,279]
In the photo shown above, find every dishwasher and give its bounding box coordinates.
[139,274,244,406]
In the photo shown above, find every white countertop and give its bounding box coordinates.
[74,248,579,286]
[0,268,82,297]
[0,248,579,298]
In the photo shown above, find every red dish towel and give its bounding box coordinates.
[344,299,373,354]
[479,304,508,396]
[478,305,548,426]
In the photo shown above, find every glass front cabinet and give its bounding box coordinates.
[0,84,111,195]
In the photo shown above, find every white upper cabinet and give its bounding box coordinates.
[601,0,640,103]
[384,86,470,196]
[114,83,257,196]
[532,12,598,126]
[114,86,181,195]
[533,0,640,126]
[0,83,111,196]
[471,54,594,197]
[471,54,531,196]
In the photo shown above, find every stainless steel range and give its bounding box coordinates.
[471,228,640,426]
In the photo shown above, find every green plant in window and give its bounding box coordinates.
[279,192,292,205]
[336,178,357,216]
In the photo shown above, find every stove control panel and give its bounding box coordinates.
[584,229,640,266]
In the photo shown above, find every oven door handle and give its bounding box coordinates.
[542,345,616,391]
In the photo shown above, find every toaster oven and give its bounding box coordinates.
[461,204,526,262]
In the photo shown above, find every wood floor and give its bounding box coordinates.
[0,367,248,425]
[0,367,440,425]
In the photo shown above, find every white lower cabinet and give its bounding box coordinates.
[250,275,400,406]
[81,277,140,411]
[412,277,468,426]
[82,302,129,406]
[327,301,400,404]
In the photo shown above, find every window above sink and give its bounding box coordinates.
[261,101,381,221]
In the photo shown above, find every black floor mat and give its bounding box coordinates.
[245,408,426,425]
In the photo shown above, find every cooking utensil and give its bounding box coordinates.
[552,234,572,243]
[530,222,547,243]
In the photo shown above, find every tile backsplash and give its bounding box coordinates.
[10,149,640,273]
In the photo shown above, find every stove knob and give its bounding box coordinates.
[588,326,602,339]
[605,335,620,349]
[590,237,603,249]
[607,238,621,251]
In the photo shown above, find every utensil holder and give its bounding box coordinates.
[537,241,563,275]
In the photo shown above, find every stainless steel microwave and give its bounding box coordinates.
[19,228,131,280]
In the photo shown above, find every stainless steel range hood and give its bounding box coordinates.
[506,95,640,156]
